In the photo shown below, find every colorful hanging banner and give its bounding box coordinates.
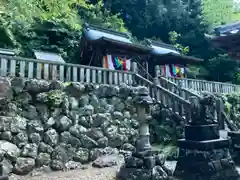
[103,54,131,71]
[161,64,185,78]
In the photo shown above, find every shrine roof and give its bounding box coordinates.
[82,23,152,55]
[204,22,240,59]
[33,51,65,63]
[147,39,180,55]
[81,23,203,64]
[147,39,203,65]
[151,53,203,65]
[0,48,15,56]
[215,21,240,35]
[83,23,132,44]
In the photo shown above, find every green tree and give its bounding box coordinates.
[205,54,239,82]
[0,0,127,63]
[103,0,189,41]
[169,31,189,55]
[203,0,234,27]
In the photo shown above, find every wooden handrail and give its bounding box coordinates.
[135,74,190,105]
[159,76,202,98]
[221,111,238,131]
[167,76,238,86]
[135,73,191,122]
[164,75,239,94]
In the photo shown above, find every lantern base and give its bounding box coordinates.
[116,150,173,180]
[0,176,8,180]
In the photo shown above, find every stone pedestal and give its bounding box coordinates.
[0,164,8,180]
[116,150,171,180]
[228,131,240,164]
[174,124,240,180]
[0,177,8,180]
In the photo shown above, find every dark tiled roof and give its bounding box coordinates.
[215,21,240,35]
[152,53,203,65]
[0,48,15,56]
[146,39,180,56]
[83,23,132,44]
[33,51,65,63]
[91,37,152,55]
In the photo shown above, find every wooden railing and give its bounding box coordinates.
[157,76,202,100]
[0,55,134,85]
[135,74,191,121]
[157,76,234,130]
[166,76,240,94]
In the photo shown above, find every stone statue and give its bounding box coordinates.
[189,93,218,125]
[189,96,201,125]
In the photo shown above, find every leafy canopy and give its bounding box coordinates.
[0,0,127,62]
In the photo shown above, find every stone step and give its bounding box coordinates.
[0,176,8,180]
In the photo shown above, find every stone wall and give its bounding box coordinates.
[0,77,183,176]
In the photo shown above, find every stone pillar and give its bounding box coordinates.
[174,94,240,180]
[116,86,172,180]
[136,106,151,152]
[0,164,8,180]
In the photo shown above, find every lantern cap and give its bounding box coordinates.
[133,86,153,105]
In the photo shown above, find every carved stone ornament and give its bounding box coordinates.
[189,93,218,125]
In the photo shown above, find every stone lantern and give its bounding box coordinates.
[116,86,171,180]
[132,86,153,153]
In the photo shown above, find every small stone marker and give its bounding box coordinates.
[0,77,11,104]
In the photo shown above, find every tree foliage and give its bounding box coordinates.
[206,54,239,83]
[202,0,234,27]
[168,31,189,55]
[0,0,127,62]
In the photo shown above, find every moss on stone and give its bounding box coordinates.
[47,90,66,108]
[63,82,72,88]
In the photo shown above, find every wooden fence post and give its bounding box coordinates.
[155,65,161,86]
[132,62,138,74]
[132,62,138,85]
[216,98,224,130]
[153,77,160,102]
[155,65,161,77]
[177,79,184,98]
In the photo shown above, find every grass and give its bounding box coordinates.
[232,12,240,21]
[152,144,178,160]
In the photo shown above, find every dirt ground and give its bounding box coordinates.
[8,161,177,180]
[8,161,240,180]
[9,165,118,180]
